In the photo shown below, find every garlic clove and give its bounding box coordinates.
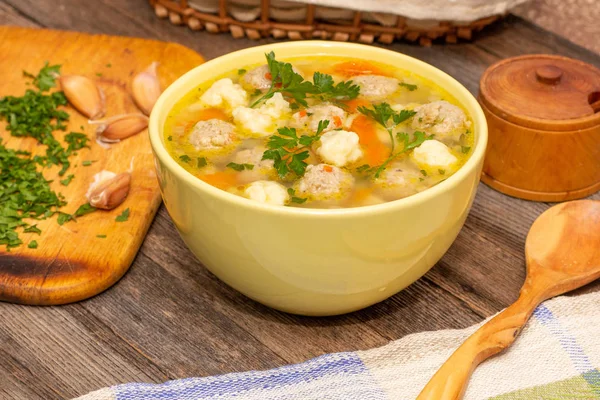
[89,113,149,143]
[132,62,161,116]
[60,75,105,120]
[86,171,131,210]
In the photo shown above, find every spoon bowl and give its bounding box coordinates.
[527,200,600,280]
[418,200,600,400]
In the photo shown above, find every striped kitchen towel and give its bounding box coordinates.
[78,291,600,400]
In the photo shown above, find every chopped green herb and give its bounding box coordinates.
[28,240,38,249]
[82,160,95,166]
[24,225,42,235]
[74,203,97,217]
[57,212,74,225]
[439,169,446,175]
[237,68,247,75]
[96,234,107,238]
[23,62,61,92]
[179,155,191,163]
[106,63,112,68]
[96,72,103,77]
[115,208,130,222]
[0,139,68,249]
[252,89,262,96]
[60,174,75,186]
[262,120,329,178]
[1,63,90,176]
[197,157,207,168]
[465,129,471,135]
[420,169,428,176]
[287,188,307,204]
[356,164,371,173]
[461,146,471,154]
[168,136,173,141]
[399,82,418,91]
[226,162,254,171]
[419,177,425,182]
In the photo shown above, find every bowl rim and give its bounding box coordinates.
[149,41,488,219]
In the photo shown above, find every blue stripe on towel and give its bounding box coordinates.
[114,351,387,400]
[534,304,600,394]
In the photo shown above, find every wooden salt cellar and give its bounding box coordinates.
[479,54,600,201]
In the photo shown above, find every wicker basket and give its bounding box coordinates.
[148,0,510,46]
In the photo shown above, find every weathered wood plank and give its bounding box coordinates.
[1,1,600,399]
[0,1,40,27]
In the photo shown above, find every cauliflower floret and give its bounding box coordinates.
[233,93,291,136]
[412,140,457,169]
[189,119,236,150]
[412,100,471,140]
[316,130,363,167]
[241,64,303,91]
[262,92,291,118]
[200,78,248,109]
[296,164,354,199]
[244,181,289,206]
[232,107,273,137]
[293,104,346,132]
[352,75,399,98]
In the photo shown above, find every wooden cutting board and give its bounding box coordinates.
[0,26,204,305]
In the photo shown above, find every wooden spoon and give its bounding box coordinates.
[417,200,600,400]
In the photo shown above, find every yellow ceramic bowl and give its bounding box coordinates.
[149,41,488,316]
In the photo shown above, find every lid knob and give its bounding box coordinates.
[536,65,563,84]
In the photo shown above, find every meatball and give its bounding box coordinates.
[412,139,457,169]
[316,130,363,167]
[232,146,274,170]
[293,104,346,132]
[296,164,354,200]
[352,75,399,98]
[242,64,303,91]
[200,78,248,109]
[244,181,289,206]
[189,119,236,150]
[374,161,422,200]
[412,101,470,140]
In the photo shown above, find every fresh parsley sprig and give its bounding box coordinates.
[371,131,433,178]
[357,102,417,153]
[251,52,360,108]
[262,120,329,178]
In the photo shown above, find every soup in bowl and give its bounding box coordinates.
[149,42,487,316]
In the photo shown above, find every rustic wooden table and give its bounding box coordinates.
[1,1,599,399]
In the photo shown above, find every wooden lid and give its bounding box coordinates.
[480,55,600,131]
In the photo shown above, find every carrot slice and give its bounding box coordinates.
[343,99,370,113]
[199,171,239,190]
[178,107,229,132]
[333,115,343,127]
[299,109,307,118]
[351,115,390,166]
[351,187,374,203]
[332,60,392,78]
[195,107,229,122]
[323,165,334,173]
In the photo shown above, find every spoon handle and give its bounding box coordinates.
[416,286,546,400]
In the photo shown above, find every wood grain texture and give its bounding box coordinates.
[0,1,600,399]
[418,200,600,399]
[0,26,204,305]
